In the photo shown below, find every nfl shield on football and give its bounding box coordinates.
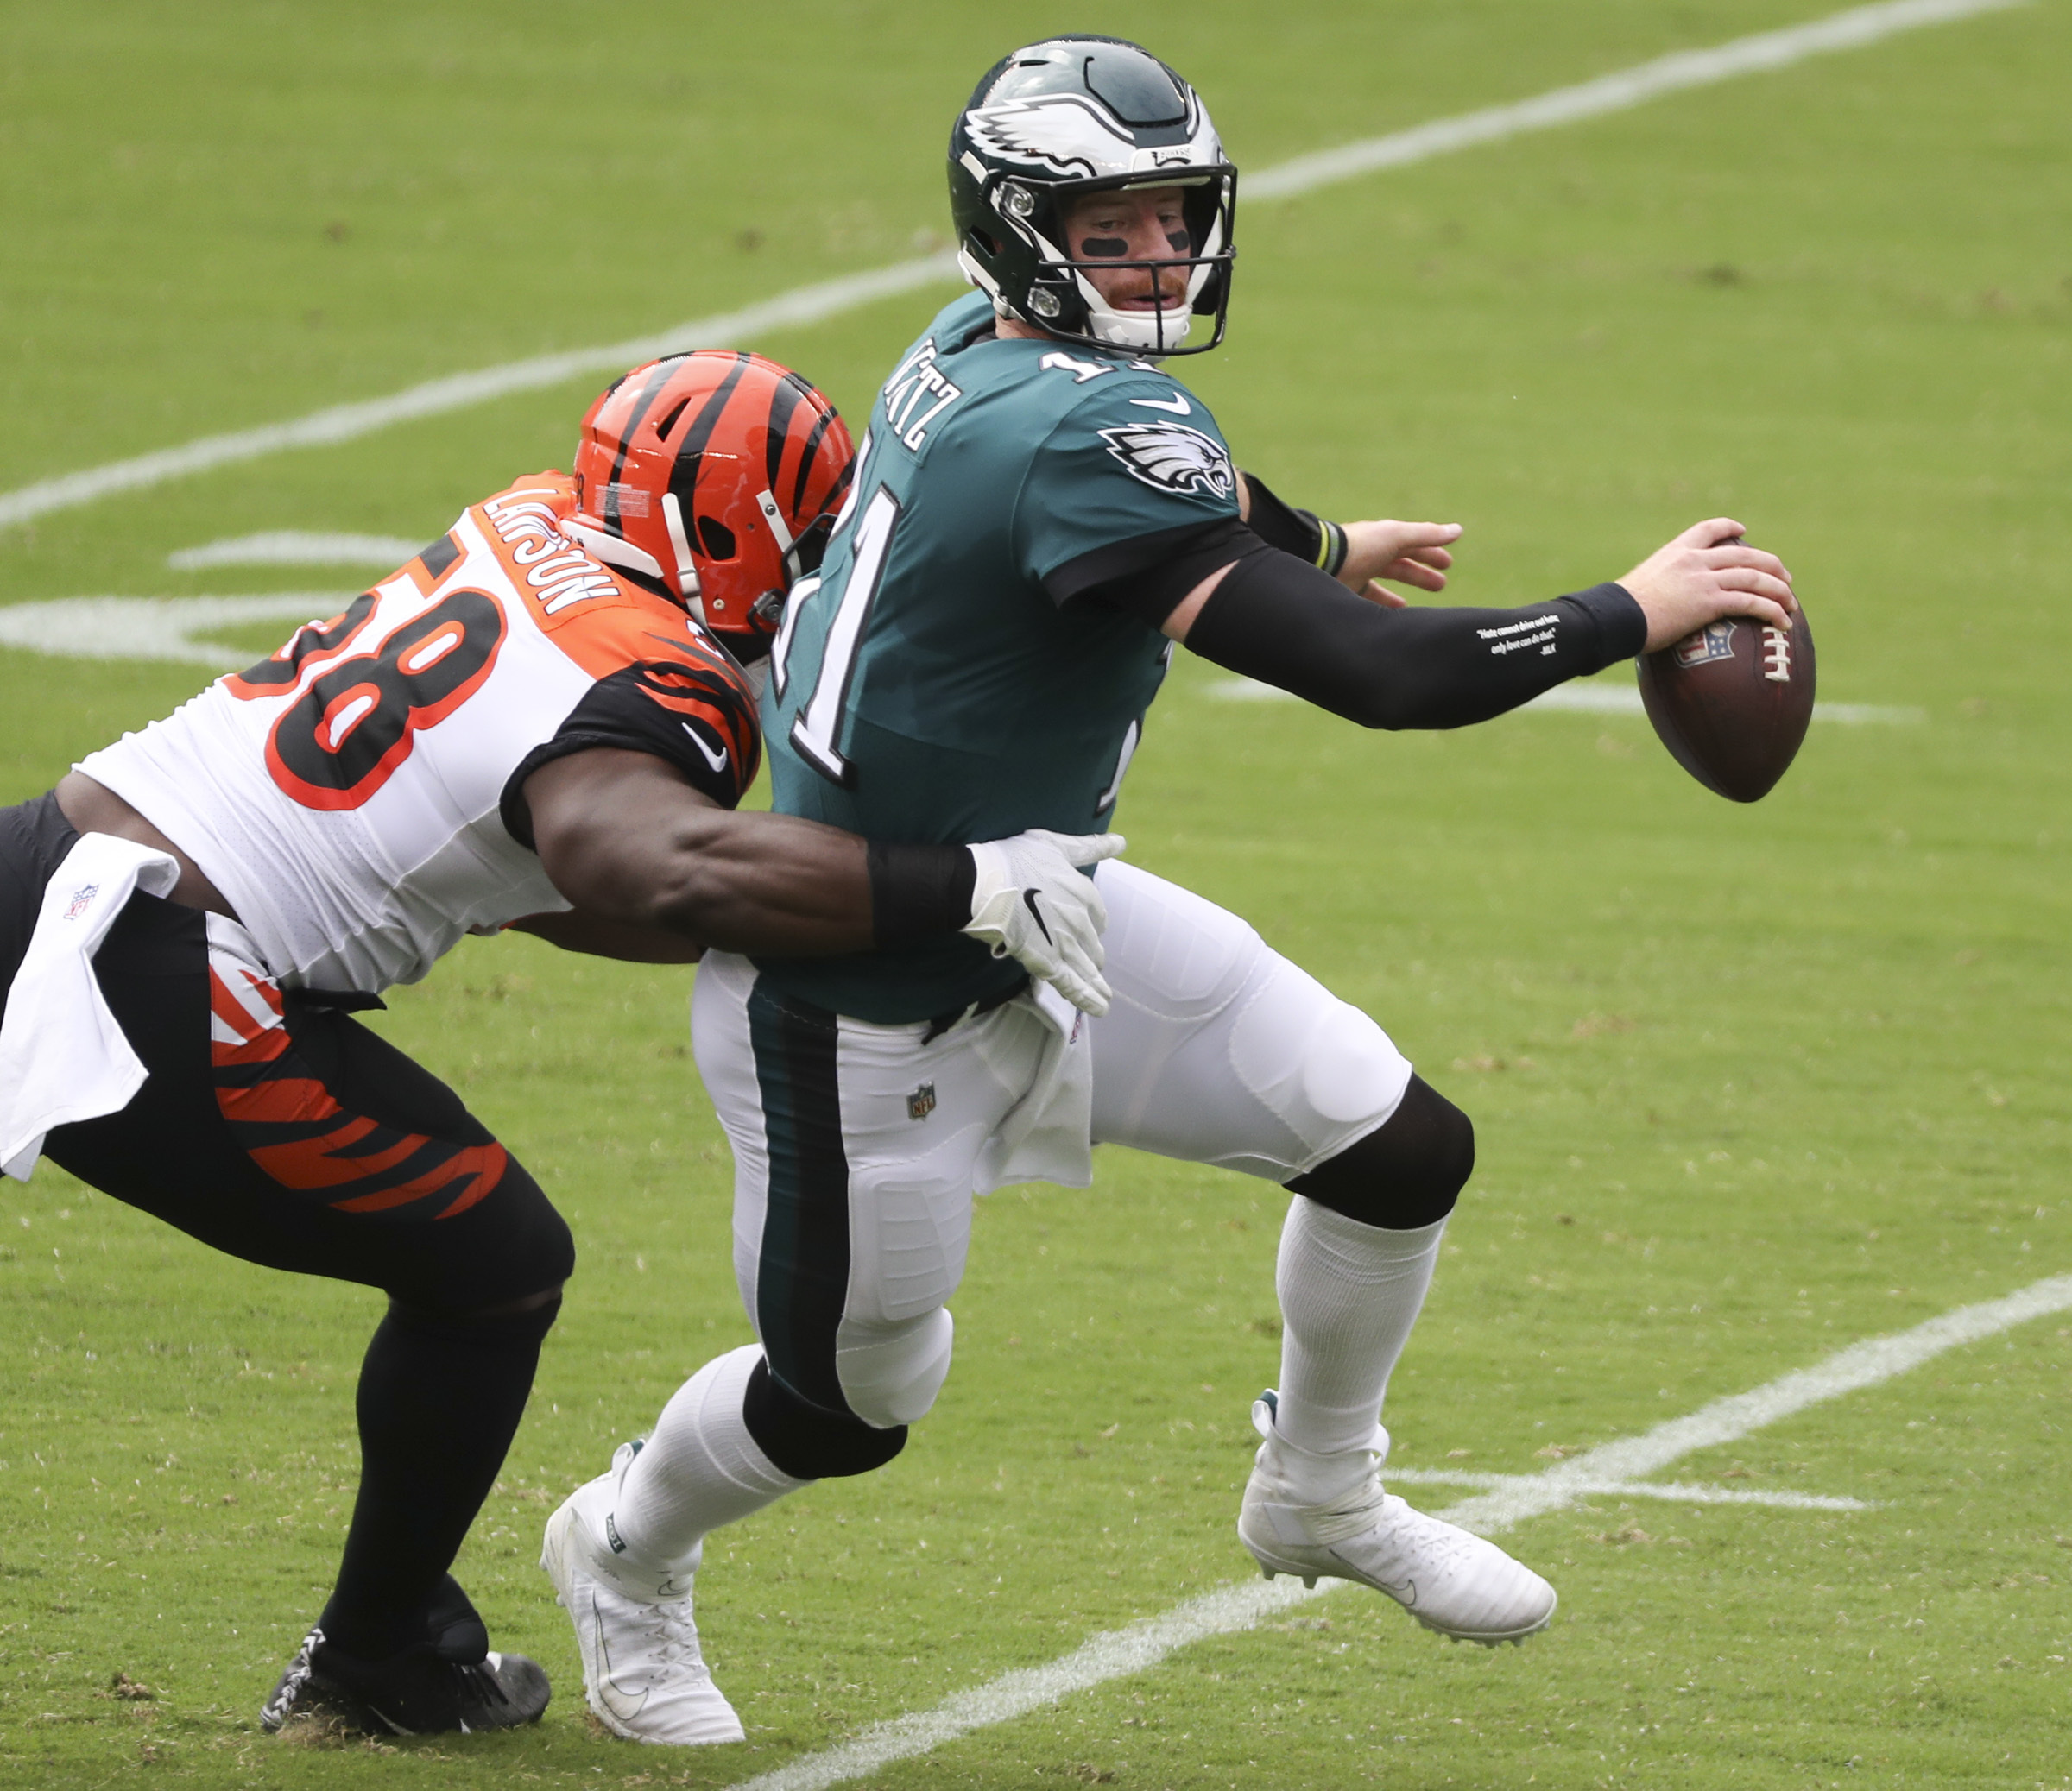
[1635,607,1816,803]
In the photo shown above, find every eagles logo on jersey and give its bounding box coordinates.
[1097,421,1235,498]
[948,36,1236,356]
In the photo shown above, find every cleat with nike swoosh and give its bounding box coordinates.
[1239,1391,1556,1647]
[540,1441,744,1746]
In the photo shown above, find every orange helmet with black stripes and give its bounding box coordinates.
[568,350,854,659]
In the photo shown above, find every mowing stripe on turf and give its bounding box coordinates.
[723,1271,2072,1791]
[0,0,2026,535]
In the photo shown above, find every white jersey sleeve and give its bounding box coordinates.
[77,473,760,994]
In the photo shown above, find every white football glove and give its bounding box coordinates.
[963,829,1126,1017]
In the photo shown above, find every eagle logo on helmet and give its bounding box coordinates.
[963,95,1140,180]
[1096,421,1235,498]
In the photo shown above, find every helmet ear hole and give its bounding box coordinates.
[696,515,737,560]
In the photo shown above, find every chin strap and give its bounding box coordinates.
[660,492,702,593]
[564,519,666,582]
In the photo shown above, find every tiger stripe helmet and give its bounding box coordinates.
[570,351,854,656]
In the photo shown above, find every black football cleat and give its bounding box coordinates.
[261,1578,550,1736]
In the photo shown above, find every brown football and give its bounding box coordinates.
[1635,606,1815,803]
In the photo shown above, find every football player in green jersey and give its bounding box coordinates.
[545,37,1800,1743]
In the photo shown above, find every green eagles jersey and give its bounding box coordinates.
[756,290,1241,1022]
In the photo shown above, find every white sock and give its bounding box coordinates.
[1273,1197,1447,1473]
[611,1344,806,1568]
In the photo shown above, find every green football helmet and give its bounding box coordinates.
[948,36,1237,356]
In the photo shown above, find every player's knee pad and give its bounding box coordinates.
[834,1307,954,1430]
[743,1356,907,1479]
[1235,980,1408,1139]
[1287,1073,1475,1231]
[507,1197,577,1302]
[386,1164,575,1314]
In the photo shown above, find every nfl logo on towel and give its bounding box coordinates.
[62,884,99,922]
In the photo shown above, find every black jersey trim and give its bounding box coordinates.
[497,658,758,850]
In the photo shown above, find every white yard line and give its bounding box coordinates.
[0,256,961,536]
[1383,1466,1873,1512]
[1241,0,2025,200]
[1207,676,1928,725]
[0,0,2025,535]
[726,1271,2072,1791]
[0,594,351,667]
[167,531,426,570]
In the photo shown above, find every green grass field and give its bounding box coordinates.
[3,2,2069,1785]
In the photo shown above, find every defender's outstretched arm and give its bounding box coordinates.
[523,749,1123,1014]
[526,748,878,957]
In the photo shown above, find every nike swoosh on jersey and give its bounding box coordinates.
[1128,392,1191,414]
[680,722,729,774]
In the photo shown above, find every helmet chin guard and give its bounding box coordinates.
[950,37,1236,357]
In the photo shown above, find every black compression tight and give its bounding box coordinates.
[319,1294,562,1662]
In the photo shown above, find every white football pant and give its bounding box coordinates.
[690,860,1415,1431]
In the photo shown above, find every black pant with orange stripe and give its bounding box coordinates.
[0,792,574,1665]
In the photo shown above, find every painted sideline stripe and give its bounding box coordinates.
[725,1271,2072,1791]
[1207,675,1926,726]
[0,0,2025,535]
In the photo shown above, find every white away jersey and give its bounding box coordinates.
[78,472,759,994]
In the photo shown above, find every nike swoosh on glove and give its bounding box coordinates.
[963,830,1126,1017]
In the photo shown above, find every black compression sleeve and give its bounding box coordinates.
[868,841,976,948]
[1185,536,1647,729]
[1239,471,1348,577]
[1050,518,1248,625]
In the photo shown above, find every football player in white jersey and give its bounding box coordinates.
[0,350,1116,1737]
[540,38,1800,1749]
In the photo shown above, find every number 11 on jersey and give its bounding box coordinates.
[788,485,901,788]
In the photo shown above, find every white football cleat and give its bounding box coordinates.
[1238,1391,1557,1646]
[540,1441,745,1745]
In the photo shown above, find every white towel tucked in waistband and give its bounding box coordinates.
[0,832,181,1182]
[976,976,1094,1194]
